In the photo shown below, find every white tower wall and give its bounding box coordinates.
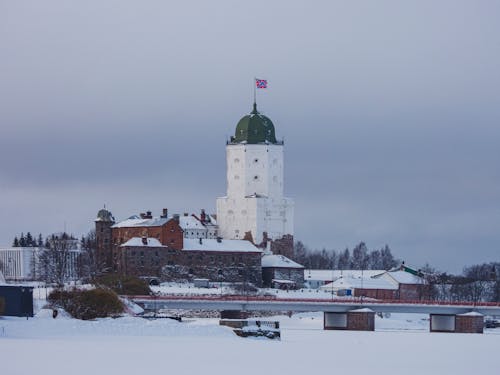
[217,143,294,244]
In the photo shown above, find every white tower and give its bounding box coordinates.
[217,103,294,256]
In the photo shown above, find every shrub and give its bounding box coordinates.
[94,274,151,295]
[0,296,5,316]
[48,288,124,320]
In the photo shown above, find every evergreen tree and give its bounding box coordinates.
[19,233,26,247]
[12,237,19,247]
[37,233,43,247]
[26,232,34,247]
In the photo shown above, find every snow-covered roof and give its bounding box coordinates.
[320,276,398,291]
[121,237,165,247]
[378,270,424,285]
[262,254,303,269]
[182,239,261,253]
[350,308,375,313]
[457,312,483,317]
[112,214,218,231]
[179,215,205,230]
[112,216,170,228]
[304,269,385,282]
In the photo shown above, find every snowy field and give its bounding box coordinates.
[1,309,499,375]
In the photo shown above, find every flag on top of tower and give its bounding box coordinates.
[255,79,268,89]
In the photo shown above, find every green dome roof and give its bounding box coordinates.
[96,208,114,222]
[232,103,278,144]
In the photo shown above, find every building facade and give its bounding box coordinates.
[216,103,294,258]
[96,208,263,285]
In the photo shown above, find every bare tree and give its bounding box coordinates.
[38,233,77,287]
[78,230,106,282]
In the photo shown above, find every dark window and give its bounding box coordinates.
[140,251,144,256]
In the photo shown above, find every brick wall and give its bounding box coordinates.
[347,311,375,331]
[111,220,184,272]
[95,221,114,269]
[455,315,484,334]
[354,288,396,300]
[398,284,423,300]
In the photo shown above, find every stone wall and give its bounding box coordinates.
[262,267,304,288]
[270,234,294,259]
[118,244,262,286]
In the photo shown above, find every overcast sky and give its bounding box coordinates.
[1,1,499,273]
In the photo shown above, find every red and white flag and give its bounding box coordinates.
[255,79,268,89]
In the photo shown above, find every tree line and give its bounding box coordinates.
[291,240,499,302]
[292,241,399,270]
[5,231,103,287]
[11,232,46,247]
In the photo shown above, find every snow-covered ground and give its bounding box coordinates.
[1,284,498,374]
[1,309,499,375]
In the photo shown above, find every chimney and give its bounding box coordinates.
[216,236,222,243]
[184,212,189,217]
[141,237,148,245]
[200,209,206,223]
[173,214,180,223]
[161,208,168,218]
[145,211,152,219]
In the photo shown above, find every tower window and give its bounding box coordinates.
[254,175,259,180]
[254,158,259,163]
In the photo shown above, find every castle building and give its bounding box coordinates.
[216,103,294,257]
[95,208,262,285]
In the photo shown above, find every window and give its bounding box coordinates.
[253,158,259,163]
[234,158,240,163]
[234,175,240,180]
[254,175,259,180]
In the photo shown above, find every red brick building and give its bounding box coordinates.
[96,208,262,285]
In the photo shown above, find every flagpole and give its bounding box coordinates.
[253,77,256,106]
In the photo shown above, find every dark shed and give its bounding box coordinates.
[0,285,34,317]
